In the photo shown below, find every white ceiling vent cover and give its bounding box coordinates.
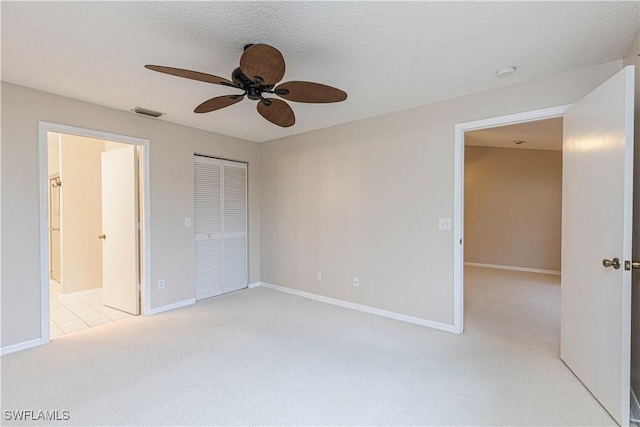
[131,107,164,118]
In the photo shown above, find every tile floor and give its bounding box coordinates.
[50,280,135,337]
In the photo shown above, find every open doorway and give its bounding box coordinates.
[462,117,563,348]
[40,123,151,342]
[47,131,140,337]
[452,105,570,334]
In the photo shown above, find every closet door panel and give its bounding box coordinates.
[222,161,248,293]
[223,235,247,293]
[195,238,222,299]
[194,157,223,300]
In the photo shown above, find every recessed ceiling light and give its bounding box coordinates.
[496,66,517,78]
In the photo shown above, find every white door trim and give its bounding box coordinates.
[452,104,572,334]
[38,122,151,345]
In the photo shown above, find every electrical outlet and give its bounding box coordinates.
[353,277,360,287]
[158,279,165,289]
[438,218,452,230]
[316,272,322,281]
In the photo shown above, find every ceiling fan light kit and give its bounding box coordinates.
[145,43,347,128]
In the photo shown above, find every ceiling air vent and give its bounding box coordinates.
[131,107,164,118]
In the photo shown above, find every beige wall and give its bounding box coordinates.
[624,29,640,397]
[59,133,105,294]
[104,140,127,152]
[260,60,621,325]
[47,132,59,175]
[1,82,261,348]
[464,146,562,272]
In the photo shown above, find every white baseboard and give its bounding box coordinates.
[1,338,44,356]
[464,262,560,276]
[252,282,456,334]
[146,298,195,315]
[248,282,261,289]
[58,287,102,301]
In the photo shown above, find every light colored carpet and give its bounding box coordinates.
[1,267,615,426]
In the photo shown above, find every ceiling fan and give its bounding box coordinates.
[145,44,348,128]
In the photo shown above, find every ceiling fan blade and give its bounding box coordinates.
[239,44,285,86]
[275,81,348,103]
[257,98,295,127]
[145,65,238,87]
[194,95,245,113]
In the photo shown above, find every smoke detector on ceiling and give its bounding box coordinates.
[131,106,164,118]
[496,66,517,78]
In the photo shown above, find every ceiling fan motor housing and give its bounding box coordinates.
[246,87,262,100]
[231,67,271,100]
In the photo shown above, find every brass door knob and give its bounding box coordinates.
[602,258,620,269]
[98,234,106,240]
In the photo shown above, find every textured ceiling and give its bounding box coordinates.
[2,2,638,143]
[465,117,563,151]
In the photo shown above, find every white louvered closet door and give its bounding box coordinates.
[222,160,248,293]
[194,157,223,300]
[194,156,247,301]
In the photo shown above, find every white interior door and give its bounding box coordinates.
[101,145,139,315]
[561,66,635,426]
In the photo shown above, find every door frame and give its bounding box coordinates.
[452,104,572,334]
[38,121,151,344]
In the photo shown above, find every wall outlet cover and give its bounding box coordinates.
[438,218,452,230]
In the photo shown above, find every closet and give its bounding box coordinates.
[194,155,248,300]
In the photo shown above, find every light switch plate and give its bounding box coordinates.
[438,218,452,230]
[184,217,191,227]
